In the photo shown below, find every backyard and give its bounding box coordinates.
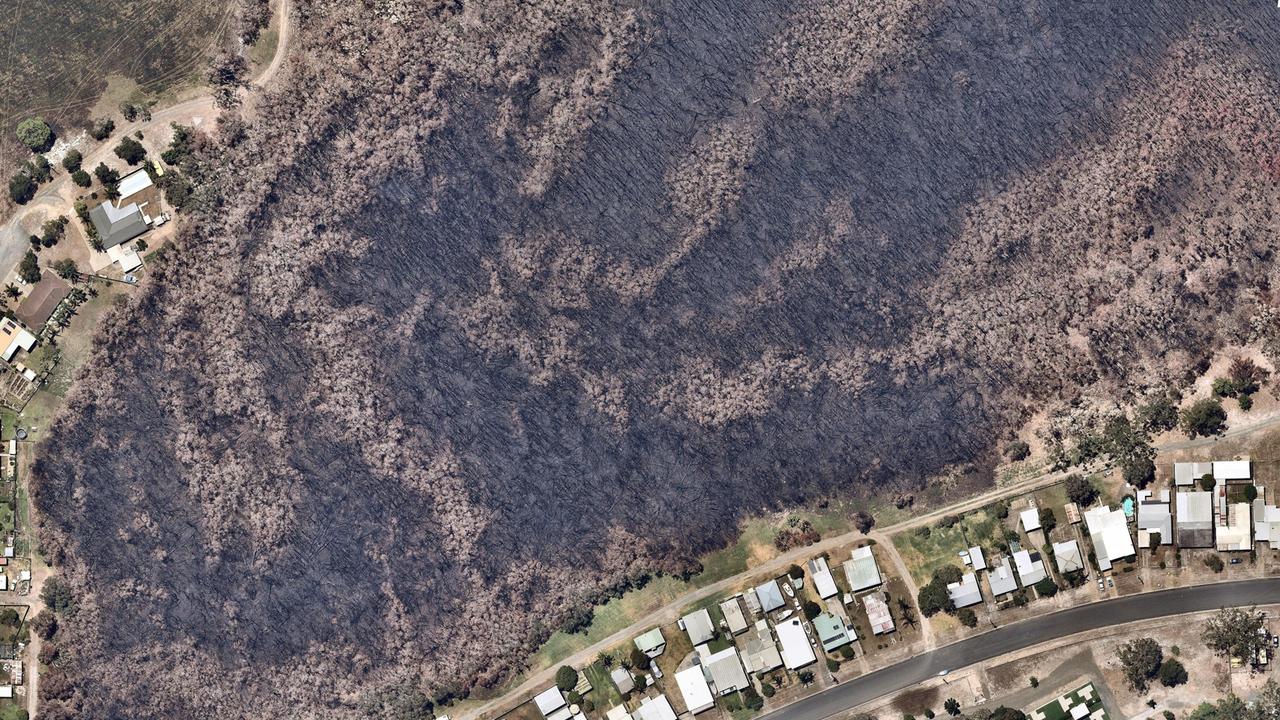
[1033,682,1110,720]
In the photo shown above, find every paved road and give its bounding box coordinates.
[759,578,1280,720]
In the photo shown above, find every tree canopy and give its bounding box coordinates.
[16,117,53,152]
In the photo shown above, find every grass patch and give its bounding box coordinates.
[0,0,232,157]
[583,662,621,709]
[893,509,1007,586]
[1035,682,1109,720]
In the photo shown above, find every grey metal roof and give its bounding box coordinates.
[90,201,149,249]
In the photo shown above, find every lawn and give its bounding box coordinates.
[1034,682,1109,720]
[893,508,1008,586]
[583,662,621,709]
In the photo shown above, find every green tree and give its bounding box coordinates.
[1034,577,1058,597]
[1038,507,1057,534]
[1135,395,1179,433]
[989,708,1028,720]
[1117,637,1162,692]
[1202,607,1267,662]
[742,686,763,711]
[1158,658,1187,687]
[944,698,961,716]
[52,259,78,281]
[1200,474,1216,491]
[825,658,839,672]
[627,646,650,670]
[8,174,34,204]
[1229,357,1267,395]
[1122,456,1156,489]
[555,665,578,692]
[1181,398,1227,438]
[16,118,53,152]
[90,117,115,141]
[114,136,147,165]
[787,564,804,579]
[61,150,82,172]
[801,600,821,621]
[956,608,977,627]
[1204,554,1224,573]
[1211,377,1237,398]
[916,582,952,617]
[71,169,91,187]
[17,250,41,285]
[29,156,51,183]
[40,576,75,614]
[1244,484,1259,502]
[1065,474,1098,507]
[1240,394,1255,411]
[1005,440,1030,461]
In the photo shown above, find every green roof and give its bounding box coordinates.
[634,628,665,654]
[813,613,851,652]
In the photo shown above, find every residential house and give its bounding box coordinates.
[634,628,666,658]
[843,546,882,592]
[964,545,987,572]
[988,557,1018,597]
[1136,489,1172,548]
[1217,498,1253,552]
[610,667,635,695]
[947,572,982,608]
[1084,505,1136,571]
[754,580,785,614]
[1020,508,1042,533]
[15,272,70,333]
[680,609,716,646]
[809,556,839,599]
[1052,539,1085,574]
[1176,490,1215,548]
[0,318,35,362]
[813,613,853,653]
[91,168,162,256]
[774,618,816,669]
[703,647,750,695]
[1255,487,1280,546]
[1013,549,1047,586]
[1213,460,1251,482]
[534,687,572,720]
[741,619,783,674]
[719,597,749,635]
[606,706,632,720]
[633,695,677,720]
[1174,461,1213,487]
[864,591,895,635]
[674,666,714,714]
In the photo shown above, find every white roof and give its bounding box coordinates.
[809,556,839,599]
[864,592,895,634]
[0,685,11,699]
[117,168,154,199]
[967,546,986,571]
[775,618,816,669]
[634,696,677,720]
[674,666,715,714]
[719,598,748,634]
[1213,460,1251,481]
[1053,540,1084,574]
[843,546,882,591]
[610,667,634,695]
[0,318,35,362]
[988,557,1018,596]
[1020,508,1042,532]
[1013,550,1047,586]
[606,706,632,720]
[1177,490,1214,523]
[1217,502,1253,551]
[534,687,567,717]
[1256,503,1280,543]
[1136,489,1172,542]
[704,647,749,694]
[1175,461,1214,486]
[754,580,785,613]
[1084,506,1135,571]
[681,608,716,645]
[946,572,982,608]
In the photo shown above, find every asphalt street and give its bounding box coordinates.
[759,578,1280,720]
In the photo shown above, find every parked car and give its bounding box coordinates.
[1230,558,1243,565]
[1107,578,1114,587]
